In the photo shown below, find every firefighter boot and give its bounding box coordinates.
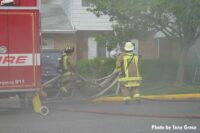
[123,96,131,104]
[132,88,141,103]
[122,87,132,104]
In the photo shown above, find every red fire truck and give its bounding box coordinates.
[0,0,47,114]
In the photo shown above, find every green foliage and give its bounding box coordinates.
[185,58,198,82]
[141,59,178,83]
[76,57,178,83]
[88,0,200,45]
[75,58,115,79]
[88,0,200,84]
[141,85,200,95]
[75,57,200,95]
[106,44,114,52]
[95,34,116,51]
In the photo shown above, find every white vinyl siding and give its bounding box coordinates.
[71,0,112,31]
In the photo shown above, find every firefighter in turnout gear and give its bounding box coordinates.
[61,47,74,72]
[59,46,75,95]
[116,42,142,103]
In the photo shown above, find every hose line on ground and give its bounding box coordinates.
[52,107,200,119]
[91,77,119,98]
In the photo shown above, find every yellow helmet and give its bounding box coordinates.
[124,42,134,51]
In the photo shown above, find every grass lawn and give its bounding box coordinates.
[140,82,200,96]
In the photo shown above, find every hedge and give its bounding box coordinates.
[75,58,178,83]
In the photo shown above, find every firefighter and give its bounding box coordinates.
[116,42,142,103]
[59,46,75,95]
[60,46,74,73]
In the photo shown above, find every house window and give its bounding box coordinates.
[41,38,55,49]
[82,0,90,7]
[88,37,97,59]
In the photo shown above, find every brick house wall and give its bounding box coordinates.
[41,33,77,65]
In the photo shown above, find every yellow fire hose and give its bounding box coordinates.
[32,75,62,115]
[92,93,200,103]
[32,69,200,116]
[51,107,200,119]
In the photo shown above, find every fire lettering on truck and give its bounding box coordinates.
[16,56,27,64]
[0,54,40,66]
[1,56,27,64]
[2,56,15,64]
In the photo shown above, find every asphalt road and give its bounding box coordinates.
[0,100,199,133]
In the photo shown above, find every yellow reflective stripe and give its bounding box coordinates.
[134,56,139,77]
[123,54,140,78]
[124,82,141,87]
[119,77,142,82]
[63,56,68,70]
[123,55,130,77]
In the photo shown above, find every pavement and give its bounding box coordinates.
[0,99,199,133]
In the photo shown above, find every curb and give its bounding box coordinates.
[142,93,200,101]
[92,93,200,102]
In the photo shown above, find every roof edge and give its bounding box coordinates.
[41,29,76,34]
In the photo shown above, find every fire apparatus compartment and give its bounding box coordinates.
[0,9,41,92]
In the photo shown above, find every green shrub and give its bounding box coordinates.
[185,58,198,82]
[75,58,115,79]
[141,59,178,83]
[75,58,178,83]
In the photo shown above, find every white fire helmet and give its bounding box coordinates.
[124,42,134,51]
